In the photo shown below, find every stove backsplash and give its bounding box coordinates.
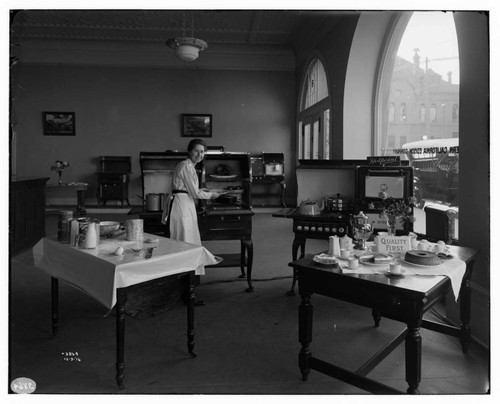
[296,167,355,210]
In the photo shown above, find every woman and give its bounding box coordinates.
[161,139,223,305]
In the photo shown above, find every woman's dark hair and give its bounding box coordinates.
[187,139,208,152]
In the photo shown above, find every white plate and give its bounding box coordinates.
[402,258,441,268]
[209,174,237,179]
[359,255,394,266]
[313,255,338,266]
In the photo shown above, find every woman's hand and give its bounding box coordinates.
[211,191,226,199]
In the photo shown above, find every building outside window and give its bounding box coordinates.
[375,11,460,237]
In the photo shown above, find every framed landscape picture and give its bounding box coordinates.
[181,114,212,137]
[43,112,75,136]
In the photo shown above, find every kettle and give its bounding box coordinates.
[298,199,321,216]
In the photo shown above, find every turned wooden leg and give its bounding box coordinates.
[243,238,254,293]
[405,324,422,394]
[298,294,313,381]
[185,272,197,357]
[76,189,87,216]
[51,277,59,336]
[115,288,127,389]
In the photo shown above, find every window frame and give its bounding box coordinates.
[297,57,332,162]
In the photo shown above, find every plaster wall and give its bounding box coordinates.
[12,65,296,206]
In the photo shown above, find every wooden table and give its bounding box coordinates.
[129,206,255,292]
[288,245,477,394]
[46,183,88,215]
[33,235,220,389]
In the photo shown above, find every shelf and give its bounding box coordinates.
[142,169,175,173]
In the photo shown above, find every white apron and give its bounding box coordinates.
[169,193,201,246]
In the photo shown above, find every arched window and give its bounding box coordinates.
[419,103,426,123]
[375,11,460,236]
[400,103,407,121]
[452,104,459,122]
[430,104,437,123]
[297,58,331,160]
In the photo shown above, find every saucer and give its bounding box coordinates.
[384,269,405,277]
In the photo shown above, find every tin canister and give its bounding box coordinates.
[70,219,80,246]
[57,210,73,243]
[126,219,144,241]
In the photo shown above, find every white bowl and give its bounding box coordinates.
[99,221,121,235]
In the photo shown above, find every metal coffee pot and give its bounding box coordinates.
[350,211,374,250]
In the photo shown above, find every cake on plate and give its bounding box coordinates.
[373,253,394,264]
[405,250,441,266]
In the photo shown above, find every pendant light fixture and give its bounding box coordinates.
[166,12,208,62]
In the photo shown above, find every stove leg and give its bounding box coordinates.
[239,241,246,278]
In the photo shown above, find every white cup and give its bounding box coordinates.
[348,257,359,269]
[340,249,350,259]
[434,244,444,253]
[418,241,428,251]
[390,262,402,274]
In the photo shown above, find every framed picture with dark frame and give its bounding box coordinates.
[181,114,212,137]
[43,112,76,136]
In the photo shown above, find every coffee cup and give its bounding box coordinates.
[390,262,402,274]
[348,257,359,269]
[340,249,350,259]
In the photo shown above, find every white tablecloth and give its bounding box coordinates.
[339,257,466,301]
[33,234,221,309]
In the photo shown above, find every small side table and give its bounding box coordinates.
[46,183,88,216]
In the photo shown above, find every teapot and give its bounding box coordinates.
[298,199,320,216]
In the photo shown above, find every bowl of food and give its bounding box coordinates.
[99,221,121,235]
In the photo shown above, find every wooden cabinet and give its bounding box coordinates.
[10,177,49,254]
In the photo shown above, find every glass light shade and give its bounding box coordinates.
[167,37,208,62]
[175,45,200,61]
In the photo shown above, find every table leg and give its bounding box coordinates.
[186,272,197,357]
[288,235,306,296]
[76,189,87,216]
[115,288,127,389]
[405,324,422,394]
[298,295,313,381]
[243,238,254,293]
[459,270,473,353]
[372,307,381,328]
[51,277,59,336]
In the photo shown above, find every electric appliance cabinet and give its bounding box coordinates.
[250,152,286,207]
[96,156,131,206]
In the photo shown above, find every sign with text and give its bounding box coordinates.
[367,156,401,166]
[376,235,412,254]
